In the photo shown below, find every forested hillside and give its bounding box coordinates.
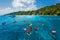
[7,3,60,15]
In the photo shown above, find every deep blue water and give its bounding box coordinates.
[0,15,60,40]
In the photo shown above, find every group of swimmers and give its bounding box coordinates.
[23,23,56,40]
[24,23,38,36]
[1,20,17,25]
[1,20,56,39]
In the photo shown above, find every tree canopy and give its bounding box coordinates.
[7,3,60,16]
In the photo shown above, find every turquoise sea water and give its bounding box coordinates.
[0,15,60,40]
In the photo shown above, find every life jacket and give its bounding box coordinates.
[25,30,29,33]
[30,27,32,31]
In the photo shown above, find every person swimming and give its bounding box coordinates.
[34,26,38,31]
[30,27,32,31]
[12,21,17,24]
[51,29,56,40]
[28,23,33,27]
[24,28,31,36]
[2,22,6,25]
[9,15,16,18]
[52,29,56,35]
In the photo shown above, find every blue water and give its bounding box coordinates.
[0,15,60,40]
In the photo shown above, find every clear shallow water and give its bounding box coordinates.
[0,15,60,40]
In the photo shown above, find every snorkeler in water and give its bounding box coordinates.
[24,28,31,36]
[12,21,17,24]
[2,22,6,25]
[51,29,56,40]
[30,27,32,31]
[34,26,38,31]
[28,23,33,27]
[26,30,31,36]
